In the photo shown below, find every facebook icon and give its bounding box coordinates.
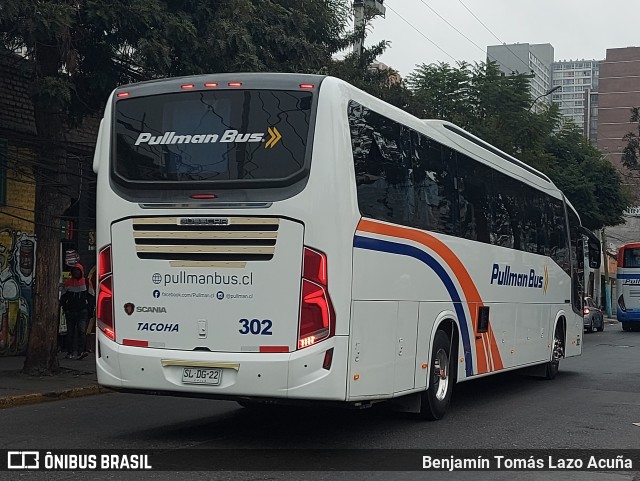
[153,290,160,298]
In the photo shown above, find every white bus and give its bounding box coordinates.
[616,242,640,331]
[93,74,600,419]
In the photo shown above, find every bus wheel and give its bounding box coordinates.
[545,326,564,380]
[420,330,453,420]
[622,323,631,332]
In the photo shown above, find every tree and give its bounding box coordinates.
[406,61,629,230]
[407,62,473,124]
[622,107,640,170]
[546,126,631,229]
[0,0,352,375]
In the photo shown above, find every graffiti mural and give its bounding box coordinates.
[0,228,36,355]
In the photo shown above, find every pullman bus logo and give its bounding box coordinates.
[133,127,282,149]
[124,303,135,316]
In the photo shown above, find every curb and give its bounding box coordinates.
[0,385,110,410]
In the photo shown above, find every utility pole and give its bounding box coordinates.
[353,0,386,57]
[601,228,612,317]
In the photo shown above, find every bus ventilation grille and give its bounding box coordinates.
[131,217,278,263]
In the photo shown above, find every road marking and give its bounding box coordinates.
[633,423,640,428]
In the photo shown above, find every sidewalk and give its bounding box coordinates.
[0,351,105,409]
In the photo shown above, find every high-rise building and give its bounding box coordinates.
[597,47,640,252]
[487,43,554,108]
[597,47,640,177]
[550,60,601,142]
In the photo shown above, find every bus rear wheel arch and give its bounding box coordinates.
[545,317,566,380]
[420,321,458,420]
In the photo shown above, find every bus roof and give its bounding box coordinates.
[427,120,552,184]
[114,73,327,97]
[619,242,640,250]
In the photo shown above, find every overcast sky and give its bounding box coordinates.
[364,0,640,76]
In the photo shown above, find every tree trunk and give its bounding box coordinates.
[22,42,69,375]
[22,160,68,375]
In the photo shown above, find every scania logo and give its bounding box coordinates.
[124,303,135,316]
[179,218,229,226]
[136,306,167,313]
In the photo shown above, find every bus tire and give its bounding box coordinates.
[622,323,631,332]
[420,330,453,420]
[545,325,564,380]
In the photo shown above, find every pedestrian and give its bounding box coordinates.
[60,263,95,360]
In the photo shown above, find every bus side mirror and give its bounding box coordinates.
[579,226,601,269]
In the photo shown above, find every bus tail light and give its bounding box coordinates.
[298,247,335,350]
[97,245,115,341]
[618,295,626,312]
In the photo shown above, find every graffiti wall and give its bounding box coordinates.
[0,228,36,355]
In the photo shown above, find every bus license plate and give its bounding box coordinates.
[182,367,221,385]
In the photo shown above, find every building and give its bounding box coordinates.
[487,43,554,109]
[550,59,601,142]
[369,61,402,85]
[0,50,98,356]
[597,47,640,178]
[596,47,640,255]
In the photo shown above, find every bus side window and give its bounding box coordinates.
[411,131,456,235]
[455,152,492,243]
[567,208,583,313]
[548,200,570,275]
[348,101,412,226]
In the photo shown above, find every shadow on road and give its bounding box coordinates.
[119,367,579,449]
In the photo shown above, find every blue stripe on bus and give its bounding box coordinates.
[354,235,474,377]
[616,273,640,279]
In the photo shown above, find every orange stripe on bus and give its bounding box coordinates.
[357,219,504,373]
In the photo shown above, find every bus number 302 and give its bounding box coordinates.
[238,319,273,335]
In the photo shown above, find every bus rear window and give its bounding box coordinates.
[623,247,640,268]
[113,90,312,186]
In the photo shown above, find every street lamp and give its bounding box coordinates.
[528,85,561,111]
[353,0,386,55]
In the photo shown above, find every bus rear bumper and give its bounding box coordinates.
[616,309,640,322]
[96,333,348,401]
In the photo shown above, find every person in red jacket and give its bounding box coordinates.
[60,263,95,359]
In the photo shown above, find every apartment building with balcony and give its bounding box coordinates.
[551,59,601,144]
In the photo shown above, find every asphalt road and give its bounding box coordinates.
[1,325,639,481]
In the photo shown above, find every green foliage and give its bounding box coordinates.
[30,76,72,112]
[405,60,629,230]
[407,62,473,124]
[622,107,640,170]
[1,0,352,117]
[546,127,631,228]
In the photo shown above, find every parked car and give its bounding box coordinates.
[583,297,605,332]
